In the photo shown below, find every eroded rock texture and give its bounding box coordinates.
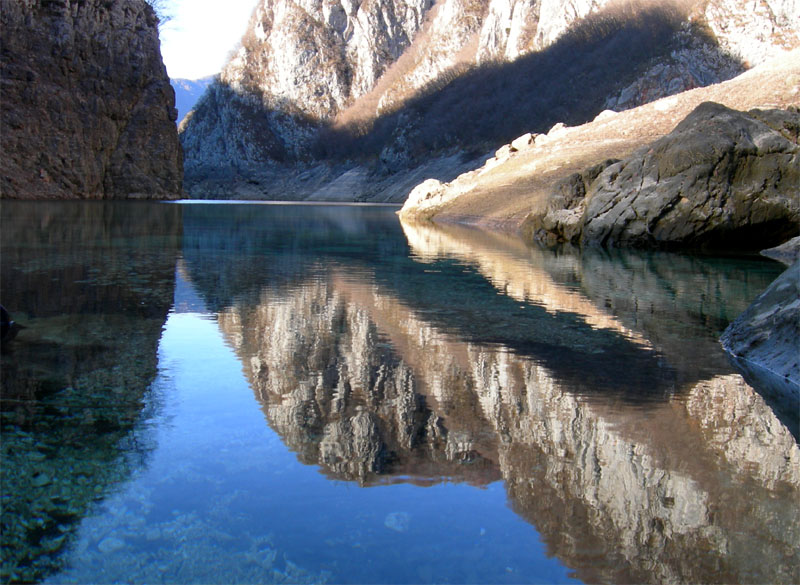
[180,0,800,198]
[537,102,800,250]
[0,0,183,199]
[721,260,800,408]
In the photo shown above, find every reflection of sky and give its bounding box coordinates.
[48,283,577,584]
[173,260,208,314]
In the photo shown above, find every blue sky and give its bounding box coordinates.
[159,0,257,80]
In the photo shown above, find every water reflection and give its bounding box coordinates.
[0,201,182,582]
[194,213,797,584]
[1,202,797,584]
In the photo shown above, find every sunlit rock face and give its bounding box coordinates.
[181,0,799,199]
[0,0,183,199]
[221,0,433,121]
[704,0,800,66]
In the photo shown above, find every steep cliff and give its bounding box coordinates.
[0,0,183,199]
[179,0,798,200]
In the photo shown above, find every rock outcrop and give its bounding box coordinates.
[721,260,800,411]
[0,0,183,199]
[761,235,800,265]
[398,52,800,238]
[536,102,800,250]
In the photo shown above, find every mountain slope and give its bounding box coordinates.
[398,50,800,236]
[179,0,799,200]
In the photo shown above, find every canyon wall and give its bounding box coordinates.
[0,0,183,199]
[179,0,798,200]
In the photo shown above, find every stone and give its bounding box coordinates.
[579,103,800,249]
[761,236,800,265]
[97,536,126,554]
[384,511,411,532]
[720,260,800,418]
[510,133,536,152]
[0,0,183,199]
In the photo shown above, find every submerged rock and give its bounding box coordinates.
[384,512,411,533]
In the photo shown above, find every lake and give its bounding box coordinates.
[1,201,798,584]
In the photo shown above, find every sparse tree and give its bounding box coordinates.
[144,0,173,29]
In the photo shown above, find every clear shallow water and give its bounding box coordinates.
[1,201,798,584]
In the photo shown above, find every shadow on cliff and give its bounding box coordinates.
[313,3,744,165]
[181,2,744,185]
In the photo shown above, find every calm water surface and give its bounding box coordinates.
[1,201,798,584]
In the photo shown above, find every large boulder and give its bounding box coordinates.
[582,102,800,249]
[0,0,183,199]
[537,102,800,249]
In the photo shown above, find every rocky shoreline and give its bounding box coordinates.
[396,52,800,419]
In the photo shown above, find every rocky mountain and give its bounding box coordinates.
[179,0,799,199]
[0,0,183,199]
[171,76,215,124]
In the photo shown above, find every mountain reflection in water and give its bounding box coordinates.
[1,202,798,585]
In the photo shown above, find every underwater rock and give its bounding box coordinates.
[97,536,126,554]
[384,511,411,533]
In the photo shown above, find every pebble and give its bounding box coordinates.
[384,511,410,533]
[32,473,51,487]
[97,536,126,553]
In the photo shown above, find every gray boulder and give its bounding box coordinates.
[720,261,799,430]
[537,102,800,249]
[582,102,799,249]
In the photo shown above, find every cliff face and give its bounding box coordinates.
[179,0,798,199]
[0,0,183,199]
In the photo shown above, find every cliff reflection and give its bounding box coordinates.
[185,211,797,584]
[0,201,181,583]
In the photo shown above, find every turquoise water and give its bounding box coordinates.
[1,201,798,584]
